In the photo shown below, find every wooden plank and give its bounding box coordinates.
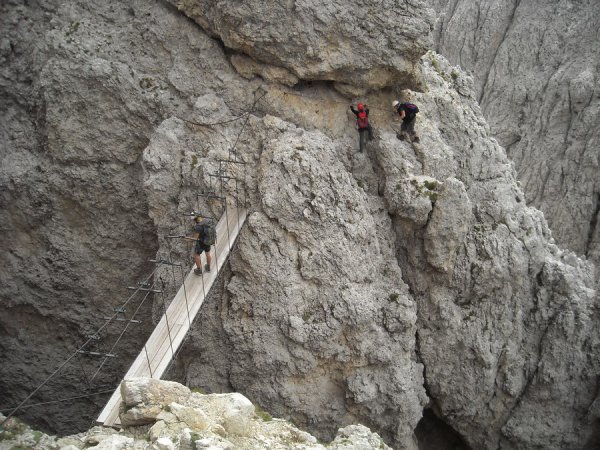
[97,207,247,426]
[151,208,244,377]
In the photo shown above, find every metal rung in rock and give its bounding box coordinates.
[127,286,162,293]
[149,257,182,267]
[103,317,141,324]
[78,350,116,358]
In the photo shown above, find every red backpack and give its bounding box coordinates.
[357,111,369,129]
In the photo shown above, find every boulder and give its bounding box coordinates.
[86,435,134,450]
[170,402,210,431]
[120,378,191,425]
[330,424,392,449]
[121,378,192,408]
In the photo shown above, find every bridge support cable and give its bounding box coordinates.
[0,264,161,427]
[159,288,176,360]
[143,345,153,378]
[153,255,192,330]
[89,279,158,383]
[0,389,117,414]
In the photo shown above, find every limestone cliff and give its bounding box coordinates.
[0,0,251,434]
[142,48,599,448]
[167,0,435,92]
[0,1,598,450]
[431,0,600,267]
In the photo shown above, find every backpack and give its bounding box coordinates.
[199,220,216,246]
[403,103,419,116]
[357,111,369,129]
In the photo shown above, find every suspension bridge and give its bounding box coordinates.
[0,84,384,429]
[0,89,261,430]
[97,205,247,426]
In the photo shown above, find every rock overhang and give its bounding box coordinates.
[167,0,435,92]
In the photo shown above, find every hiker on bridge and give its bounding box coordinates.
[350,102,373,152]
[192,215,215,275]
[393,100,420,143]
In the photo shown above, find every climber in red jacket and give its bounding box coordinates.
[350,102,373,152]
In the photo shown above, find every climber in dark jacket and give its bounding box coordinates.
[181,215,213,275]
[393,100,420,143]
[350,102,373,152]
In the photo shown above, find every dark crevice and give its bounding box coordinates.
[416,409,472,450]
[292,79,336,91]
[157,0,235,71]
[583,419,600,450]
[358,122,468,450]
[585,193,599,257]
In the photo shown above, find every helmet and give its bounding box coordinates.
[194,215,203,223]
[392,100,399,108]
[357,102,364,110]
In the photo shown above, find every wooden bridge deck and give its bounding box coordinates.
[97,207,247,426]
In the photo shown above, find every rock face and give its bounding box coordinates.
[431,0,600,266]
[167,0,435,92]
[0,379,392,449]
[1,0,599,449]
[384,53,599,450]
[0,0,250,434]
[143,50,599,448]
[1,0,153,432]
[143,111,427,449]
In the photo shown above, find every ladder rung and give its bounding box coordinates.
[78,350,116,357]
[149,258,182,267]
[127,286,162,293]
[103,317,141,323]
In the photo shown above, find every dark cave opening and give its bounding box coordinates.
[584,419,600,450]
[416,409,471,450]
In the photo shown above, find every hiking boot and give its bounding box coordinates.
[413,136,420,143]
[204,263,211,272]
[397,132,405,141]
[194,267,202,275]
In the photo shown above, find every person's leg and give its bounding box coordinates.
[398,121,408,140]
[205,250,212,271]
[367,124,374,140]
[408,118,418,142]
[194,251,202,274]
[359,129,366,151]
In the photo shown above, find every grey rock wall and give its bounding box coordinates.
[142,110,427,448]
[0,0,249,434]
[1,0,598,449]
[142,49,599,448]
[431,0,600,267]
[167,0,436,92]
[383,53,599,450]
